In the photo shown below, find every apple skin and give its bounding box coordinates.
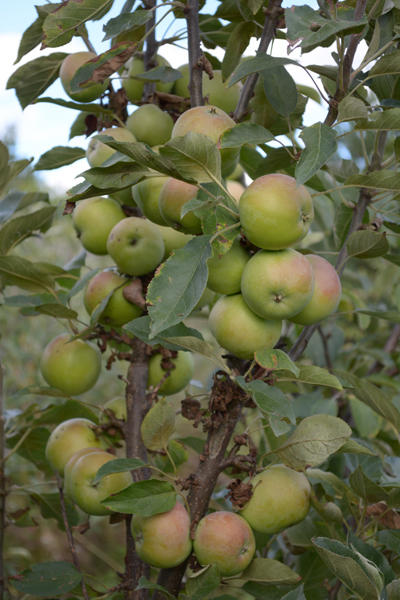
[147,351,194,396]
[122,54,173,104]
[106,217,165,276]
[60,52,108,103]
[45,418,102,474]
[290,255,342,325]
[101,396,127,422]
[240,465,311,534]
[159,178,202,234]
[227,180,245,203]
[131,501,192,568]
[73,196,125,255]
[110,187,135,206]
[239,174,314,250]
[86,127,136,168]
[41,334,102,397]
[68,450,132,516]
[132,176,169,225]
[174,67,241,114]
[241,249,314,320]
[193,511,255,576]
[155,224,192,260]
[127,105,173,146]
[84,270,143,327]
[207,238,250,295]
[209,294,282,360]
[64,447,103,499]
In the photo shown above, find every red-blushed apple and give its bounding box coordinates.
[173,67,241,114]
[132,176,169,225]
[155,224,192,260]
[131,501,192,568]
[240,464,311,534]
[84,270,143,327]
[227,180,245,203]
[239,174,314,250]
[60,52,108,103]
[127,105,173,146]
[122,54,173,104]
[63,447,103,499]
[106,217,165,276]
[207,238,250,295]
[45,418,102,474]
[241,249,314,320]
[193,511,255,576]
[290,255,342,325]
[68,450,132,516]
[40,334,101,396]
[86,127,136,168]
[208,294,282,359]
[147,351,194,396]
[158,178,201,234]
[72,196,125,255]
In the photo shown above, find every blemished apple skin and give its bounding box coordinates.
[158,178,202,234]
[147,351,194,396]
[106,217,165,276]
[64,447,103,499]
[41,334,101,397]
[84,270,143,327]
[239,174,314,250]
[60,52,108,103]
[131,501,192,568]
[290,255,342,325]
[207,238,250,295]
[209,294,282,360]
[241,249,314,320]
[240,465,311,534]
[127,105,173,147]
[73,197,125,255]
[86,127,136,168]
[193,511,256,576]
[68,451,132,516]
[45,418,102,474]
[122,55,173,104]
[132,176,169,225]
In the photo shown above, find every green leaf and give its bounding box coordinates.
[185,565,220,600]
[162,336,227,369]
[356,310,400,323]
[354,108,400,130]
[102,9,152,40]
[12,561,81,597]
[242,379,296,430]
[35,147,86,170]
[339,439,376,456]
[14,6,57,64]
[262,67,298,117]
[276,415,352,469]
[34,96,114,117]
[280,365,343,390]
[346,231,389,259]
[93,458,147,485]
[147,235,212,337]
[134,66,182,84]
[345,170,400,191]
[0,206,56,255]
[295,123,337,184]
[254,348,300,377]
[349,396,383,438]
[368,50,400,78]
[136,577,176,600]
[35,399,98,426]
[31,304,78,320]
[6,53,67,109]
[0,256,56,292]
[0,191,49,224]
[350,466,389,502]
[160,133,221,183]
[70,41,135,91]
[81,161,147,190]
[124,316,203,351]
[228,55,298,86]
[141,398,176,451]
[221,123,274,149]
[240,558,301,585]
[30,492,79,531]
[7,427,50,472]
[101,479,176,516]
[221,22,255,81]
[337,97,368,122]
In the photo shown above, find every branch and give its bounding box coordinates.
[0,366,4,600]
[185,0,203,106]
[143,0,157,102]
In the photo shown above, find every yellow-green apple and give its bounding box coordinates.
[73,196,125,255]
[228,163,244,181]
[84,270,143,326]
[131,501,192,568]
[239,174,313,250]
[207,238,249,295]
[64,447,103,498]
[158,178,201,234]
[173,67,241,114]
[122,54,173,104]
[110,187,135,206]
[86,127,136,168]
[132,176,169,225]
[193,287,219,311]
[290,255,342,325]
[60,52,108,103]
[155,224,192,260]
[241,249,314,320]
[127,105,173,146]
[45,418,102,474]
[227,180,245,203]
[41,334,101,396]
[101,396,127,422]
[240,464,311,533]
[193,511,255,576]
[106,217,165,276]
[208,294,282,359]
[147,351,194,396]
[68,450,132,516]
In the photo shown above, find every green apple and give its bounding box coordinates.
[148,351,194,396]
[131,501,192,568]
[110,187,135,206]
[60,52,108,103]
[207,238,250,295]
[64,447,103,498]
[73,196,125,255]
[239,174,314,250]
[132,176,169,225]
[122,54,173,104]
[127,105,173,146]
[193,511,255,576]
[84,270,143,326]
[173,67,241,114]
[290,255,342,325]
[41,334,101,396]
[86,127,136,168]
[68,450,132,516]
[158,178,201,234]
[45,418,102,474]
[208,294,282,359]
[101,396,127,422]
[155,224,192,260]
[241,249,314,320]
[107,217,165,276]
[240,464,311,533]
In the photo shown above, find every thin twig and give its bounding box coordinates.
[317,326,333,372]
[143,0,157,101]
[185,0,203,106]
[0,365,4,600]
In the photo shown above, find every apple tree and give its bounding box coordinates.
[3,0,400,598]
